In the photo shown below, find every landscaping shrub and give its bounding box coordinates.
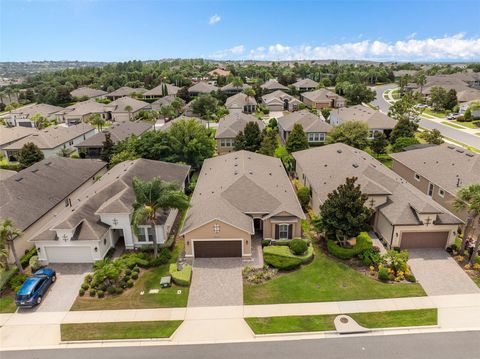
[378,267,389,282]
[125,269,132,276]
[84,274,93,283]
[261,239,271,247]
[296,186,310,210]
[79,288,85,296]
[169,264,192,286]
[107,286,116,295]
[131,272,139,280]
[382,250,409,273]
[9,273,28,292]
[29,256,42,272]
[474,256,480,265]
[243,265,278,284]
[359,247,382,266]
[149,249,171,267]
[327,232,372,260]
[115,287,123,294]
[20,247,37,269]
[0,267,18,293]
[81,283,90,291]
[405,274,416,283]
[97,290,105,298]
[89,289,96,297]
[263,245,314,270]
[126,279,134,288]
[289,238,308,255]
[271,240,291,246]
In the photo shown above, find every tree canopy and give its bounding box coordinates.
[327,121,369,149]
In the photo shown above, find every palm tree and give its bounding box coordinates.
[231,76,244,89]
[453,184,480,261]
[4,87,13,103]
[0,219,23,273]
[416,73,427,95]
[132,177,189,258]
[89,113,106,131]
[124,105,133,120]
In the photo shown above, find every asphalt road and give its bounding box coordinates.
[4,331,480,359]
[370,83,397,113]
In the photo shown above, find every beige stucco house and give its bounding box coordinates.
[300,88,346,109]
[215,113,264,154]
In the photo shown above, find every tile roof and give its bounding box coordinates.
[10,103,64,118]
[143,83,181,97]
[301,88,344,104]
[54,100,107,117]
[70,87,107,98]
[262,90,301,105]
[75,121,152,148]
[188,82,218,94]
[260,79,289,91]
[330,105,397,129]
[221,82,250,92]
[278,109,332,133]
[225,93,257,108]
[292,78,318,89]
[215,113,264,138]
[105,97,150,113]
[106,86,146,97]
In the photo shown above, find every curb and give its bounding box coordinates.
[61,337,172,344]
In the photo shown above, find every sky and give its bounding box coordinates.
[1,0,480,62]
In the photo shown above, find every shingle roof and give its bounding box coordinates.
[143,83,181,97]
[278,109,332,133]
[215,113,264,139]
[390,144,480,195]
[260,79,289,91]
[181,151,305,235]
[262,90,301,105]
[330,105,397,129]
[221,82,250,92]
[0,169,17,181]
[4,123,95,150]
[70,87,107,98]
[151,95,185,109]
[292,78,318,89]
[106,86,146,98]
[75,121,152,148]
[188,82,218,94]
[31,159,190,242]
[0,157,106,231]
[10,103,64,119]
[157,116,208,131]
[105,97,150,113]
[54,100,107,117]
[293,143,462,226]
[301,88,344,104]
[225,93,257,108]
[0,126,38,147]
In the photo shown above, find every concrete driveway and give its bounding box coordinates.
[187,258,243,307]
[19,264,92,313]
[408,249,480,296]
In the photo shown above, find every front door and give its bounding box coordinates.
[254,218,263,235]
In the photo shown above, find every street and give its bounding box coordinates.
[3,331,479,359]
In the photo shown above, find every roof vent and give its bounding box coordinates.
[337,149,342,153]
[447,145,455,149]
[15,177,23,182]
[31,169,39,173]
[249,171,253,175]
[352,163,359,168]
[456,149,464,153]
[466,153,474,157]
[45,162,52,166]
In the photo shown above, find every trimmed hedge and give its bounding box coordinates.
[326,232,373,260]
[264,245,314,270]
[0,267,18,293]
[169,264,192,286]
[20,247,38,269]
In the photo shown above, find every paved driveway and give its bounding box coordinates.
[187,258,243,307]
[19,264,92,313]
[408,249,480,296]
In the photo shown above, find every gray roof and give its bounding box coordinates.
[10,103,64,119]
[157,116,208,132]
[330,105,397,129]
[278,109,332,133]
[221,82,250,92]
[4,123,95,150]
[70,87,107,98]
[215,113,264,139]
[54,100,107,117]
[262,90,301,105]
[106,86,146,98]
[301,88,344,104]
[181,151,305,235]
[143,83,181,97]
[390,144,480,196]
[188,82,218,94]
[0,157,106,231]
[0,169,17,181]
[293,143,462,226]
[260,79,289,91]
[105,96,150,113]
[225,93,257,108]
[31,159,190,242]
[292,78,318,89]
[0,126,38,147]
[75,121,152,148]
[151,95,185,110]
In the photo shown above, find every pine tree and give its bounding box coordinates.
[17,142,44,168]
[243,122,262,152]
[286,123,309,153]
[390,118,418,143]
[370,132,388,157]
[259,129,277,156]
[100,132,115,162]
[234,131,246,151]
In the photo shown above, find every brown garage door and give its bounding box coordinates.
[400,232,449,249]
[194,240,242,258]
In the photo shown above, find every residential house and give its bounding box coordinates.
[143,83,181,99]
[188,82,218,96]
[155,116,208,131]
[225,93,257,114]
[105,86,147,101]
[292,78,318,92]
[208,68,231,78]
[221,82,250,95]
[0,157,106,258]
[260,79,289,93]
[75,121,152,158]
[0,126,38,152]
[215,113,264,154]
[5,103,63,127]
[390,144,480,221]
[300,88,346,109]
[104,97,151,122]
[329,105,397,139]
[262,90,302,112]
[70,87,107,99]
[0,169,17,180]
[413,73,480,103]
[180,151,305,258]
[278,109,332,145]
[3,123,96,161]
[150,95,185,111]
[30,159,190,264]
[54,100,110,125]
[293,143,462,250]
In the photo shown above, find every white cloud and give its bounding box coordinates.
[209,14,221,25]
[210,45,245,59]
[212,34,480,61]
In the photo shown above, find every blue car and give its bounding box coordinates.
[15,268,56,308]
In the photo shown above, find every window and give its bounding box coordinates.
[428,183,434,197]
[438,189,445,198]
[69,140,74,146]
[146,227,156,242]
[220,138,234,147]
[368,129,381,140]
[137,228,147,242]
[414,173,421,181]
[307,133,325,142]
[278,224,289,239]
[213,224,220,233]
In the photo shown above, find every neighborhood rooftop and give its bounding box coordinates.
[0,126,37,147]
[9,103,64,118]
[75,121,152,148]
[70,87,107,98]
[143,83,181,97]
[215,113,264,139]
[278,109,332,132]
[330,105,397,129]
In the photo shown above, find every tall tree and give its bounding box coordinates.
[100,132,115,162]
[18,142,44,168]
[370,131,388,157]
[132,177,189,258]
[30,113,49,130]
[0,219,23,273]
[192,94,218,120]
[234,131,246,151]
[124,105,133,120]
[419,129,444,145]
[327,121,369,149]
[243,121,263,152]
[258,128,278,156]
[390,118,418,143]
[89,113,106,131]
[415,72,427,94]
[286,123,309,153]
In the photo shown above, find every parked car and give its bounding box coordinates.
[415,104,428,109]
[15,268,56,308]
[447,113,460,120]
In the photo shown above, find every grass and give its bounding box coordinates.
[0,295,16,313]
[476,133,480,137]
[441,121,464,129]
[474,276,480,288]
[423,108,446,118]
[450,120,480,129]
[245,309,437,334]
[61,320,182,341]
[243,247,426,305]
[70,241,189,311]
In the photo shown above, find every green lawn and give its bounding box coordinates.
[450,120,480,129]
[423,108,446,118]
[61,320,182,341]
[245,309,437,334]
[0,295,16,313]
[441,121,464,129]
[71,241,189,311]
[243,248,426,305]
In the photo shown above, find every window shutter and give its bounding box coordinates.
[288,224,293,239]
[275,224,280,239]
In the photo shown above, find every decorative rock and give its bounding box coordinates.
[148,289,160,294]
[140,291,144,296]
[334,315,370,334]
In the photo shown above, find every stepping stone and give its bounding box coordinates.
[148,289,160,294]
[140,291,144,296]
[334,315,370,334]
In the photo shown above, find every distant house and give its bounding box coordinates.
[390,144,480,221]
[155,116,208,132]
[5,104,63,128]
[0,157,107,258]
[215,113,264,154]
[278,109,332,145]
[30,159,190,264]
[300,88,346,109]
[105,86,147,101]
[0,126,37,152]
[262,90,302,112]
[54,100,110,125]
[3,123,96,161]
[143,83,181,99]
[225,93,257,114]
[104,97,151,122]
[188,82,218,96]
[75,121,152,158]
[70,87,107,99]
[260,79,289,93]
[292,78,318,92]
[150,95,185,111]
[329,105,396,139]
[208,68,231,78]
[412,73,480,103]
[221,82,250,95]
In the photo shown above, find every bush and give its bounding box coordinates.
[474,256,480,265]
[382,250,409,273]
[405,274,416,283]
[243,265,278,284]
[271,240,291,246]
[378,267,389,282]
[115,287,123,294]
[296,186,310,210]
[89,289,96,297]
[81,283,90,291]
[125,269,132,276]
[29,255,42,272]
[0,267,18,293]
[131,272,139,280]
[107,286,116,295]
[289,238,308,255]
[132,266,140,273]
[261,239,271,247]
[9,273,28,292]
[20,247,37,269]
[359,247,382,266]
[84,274,93,283]
[126,279,134,288]
[97,290,105,298]
[263,245,314,270]
[327,232,373,260]
[169,264,192,286]
[149,249,172,267]
[79,288,85,296]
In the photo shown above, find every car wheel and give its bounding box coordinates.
[51,275,56,283]
[36,296,42,305]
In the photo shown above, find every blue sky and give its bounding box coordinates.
[1,0,479,61]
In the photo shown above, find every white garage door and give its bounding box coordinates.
[45,246,94,263]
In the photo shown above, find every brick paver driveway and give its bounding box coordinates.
[188,258,243,307]
[408,249,480,296]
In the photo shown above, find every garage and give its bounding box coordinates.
[193,240,242,258]
[400,231,449,249]
[45,246,94,263]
